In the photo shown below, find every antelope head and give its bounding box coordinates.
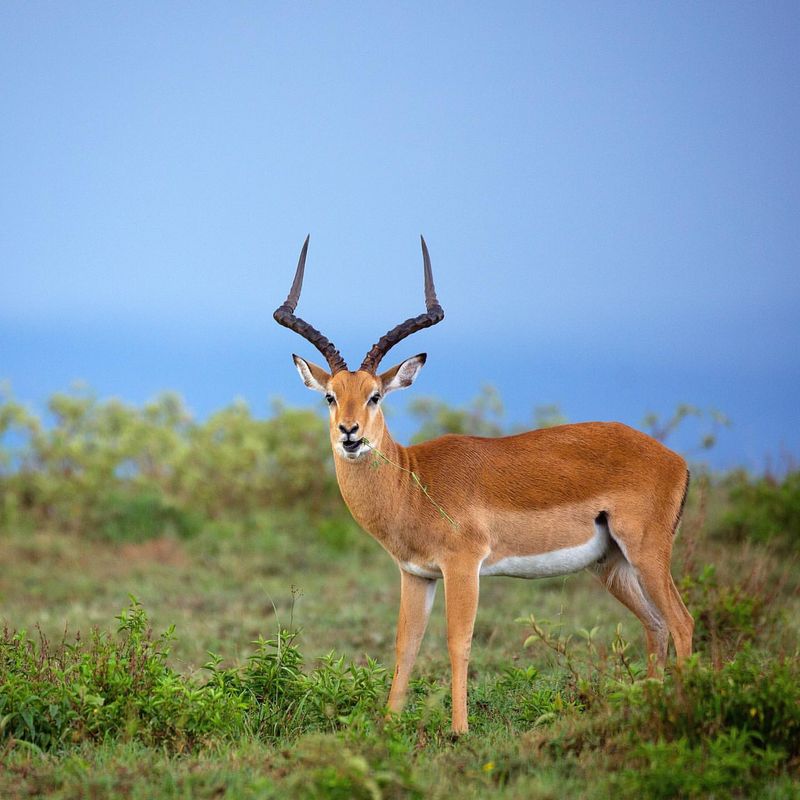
[274,236,444,461]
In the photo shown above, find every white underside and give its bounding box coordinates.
[423,580,437,615]
[400,561,443,580]
[400,519,611,581]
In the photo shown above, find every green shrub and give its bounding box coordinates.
[604,653,800,796]
[494,666,582,728]
[408,385,506,442]
[619,652,800,757]
[718,470,800,552]
[679,564,771,661]
[0,389,342,539]
[303,653,387,728]
[539,650,800,795]
[0,601,390,753]
[615,730,785,799]
[408,385,568,443]
[240,631,387,740]
[0,600,247,751]
[95,489,203,542]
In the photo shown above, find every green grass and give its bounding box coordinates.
[2,495,799,798]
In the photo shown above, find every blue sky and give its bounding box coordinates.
[1,3,798,470]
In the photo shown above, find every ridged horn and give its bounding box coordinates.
[360,236,444,373]
[273,236,348,374]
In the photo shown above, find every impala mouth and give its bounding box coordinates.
[341,438,364,454]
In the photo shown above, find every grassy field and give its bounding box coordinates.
[1,392,799,798]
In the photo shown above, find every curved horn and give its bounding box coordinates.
[273,236,348,374]
[360,236,444,373]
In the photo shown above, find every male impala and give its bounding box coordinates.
[274,236,693,734]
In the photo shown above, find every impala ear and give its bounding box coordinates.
[380,353,426,395]
[292,354,330,393]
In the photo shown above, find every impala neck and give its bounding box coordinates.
[333,423,416,544]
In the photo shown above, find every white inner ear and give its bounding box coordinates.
[294,357,327,393]
[384,356,425,395]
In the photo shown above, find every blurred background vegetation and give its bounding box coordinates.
[0,384,793,553]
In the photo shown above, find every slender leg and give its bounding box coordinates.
[591,555,668,676]
[442,560,480,734]
[605,514,693,672]
[635,550,694,668]
[668,575,694,663]
[386,569,437,714]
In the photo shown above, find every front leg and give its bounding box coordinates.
[387,569,437,714]
[442,559,480,734]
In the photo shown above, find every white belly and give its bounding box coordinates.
[481,521,610,578]
[399,560,443,579]
[399,519,610,581]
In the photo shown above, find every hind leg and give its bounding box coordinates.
[667,574,694,662]
[591,551,668,676]
[627,542,694,668]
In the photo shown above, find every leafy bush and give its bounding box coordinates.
[0,388,343,539]
[494,666,583,727]
[3,386,737,548]
[717,470,800,552]
[239,632,387,740]
[615,730,786,799]
[408,385,567,443]
[0,601,389,753]
[96,489,203,542]
[408,385,507,442]
[0,601,246,751]
[679,564,773,662]
[538,650,800,795]
[618,652,800,756]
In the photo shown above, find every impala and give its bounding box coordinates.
[273,236,693,734]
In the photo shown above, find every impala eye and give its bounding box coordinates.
[368,393,381,405]
[325,394,336,406]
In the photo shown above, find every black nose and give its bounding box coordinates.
[338,422,359,437]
